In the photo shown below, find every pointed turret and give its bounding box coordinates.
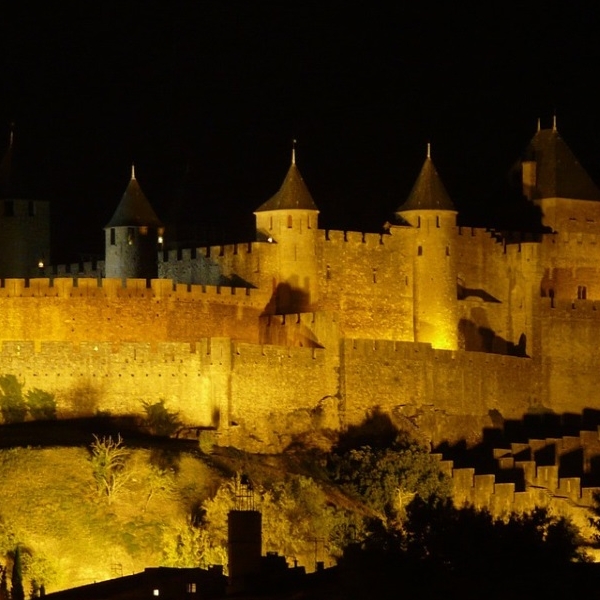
[520,124,600,202]
[254,145,319,313]
[518,121,600,232]
[255,145,318,213]
[104,165,164,280]
[395,146,458,350]
[396,148,455,217]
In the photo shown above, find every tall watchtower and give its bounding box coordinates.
[104,166,163,280]
[254,145,319,313]
[395,145,458,350]
[0,127,50,278]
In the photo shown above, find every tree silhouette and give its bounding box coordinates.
[11,546,24,600]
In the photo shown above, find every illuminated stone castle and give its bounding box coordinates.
[1,122,600,452]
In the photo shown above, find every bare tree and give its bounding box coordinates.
[89,435,131,504]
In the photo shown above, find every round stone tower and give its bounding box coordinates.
[104,165,163,280]
[254,146,319,313]
[396,146,458,350]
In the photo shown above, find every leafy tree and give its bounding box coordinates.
[25,389,56,421]
[328,435,451,521]
[143,465,175,512]
[89,435,131,504]
[403,496,586,572]
[10,546,24,600]
[0,376,27,424]
[142,400,181,436]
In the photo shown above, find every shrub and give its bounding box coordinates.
[25,389,57,421]
[142,400,181,437]
[0,375,27,424]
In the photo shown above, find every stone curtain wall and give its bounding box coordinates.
[0,278,268,345]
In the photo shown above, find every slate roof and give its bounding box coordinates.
[521,128,600,201]
[396,155,455,213]
[105,169,163,228]
[255,159,318,212]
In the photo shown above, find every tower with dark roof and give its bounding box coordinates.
[394,145,458,350]
[254,146,319,313]
[0,127,50,278]
[519,120,600,233]
[104,166,163,280]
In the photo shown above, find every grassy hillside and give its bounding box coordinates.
[0,444,221,592]
[0,413,452,594]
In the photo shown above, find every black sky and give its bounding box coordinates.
[1,1,600,263]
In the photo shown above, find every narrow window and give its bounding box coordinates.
[436,215,440,228]
[110,229,116,246]
[269,216,273,230]
[4,201,14,216]
[187,583,197,593]
[307,215,311,229]
[578,285,587,300]
[446,246,450,256]
[417,246,423,256]
[417,216,421,228]
[28,201,35,217]
[287,215,293,228]
[127,227,135,245]
[372,268,377,283]
[326,265,331,280]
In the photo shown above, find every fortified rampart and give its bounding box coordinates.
[341,340,535,446]
[4,279,600,452]
[440,428,600,541]
[0,278,269,345]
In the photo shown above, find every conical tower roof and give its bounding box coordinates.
[521,125,600,201]
[396,149,455,213]
[105,166,163,229]
[255,149,318,212]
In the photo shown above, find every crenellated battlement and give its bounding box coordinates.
[43,260,104,277]
[449,462,600,513]
[0,277,256,302]
[232,340,325,363]
[320,229,388,246]
[158,241,257,264]
[457,226,500,241]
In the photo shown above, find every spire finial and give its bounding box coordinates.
[537,117,541,132]
[552,114,557,132]
[426,142,431,159]
[131,163,136,180]
[292,139,297,165]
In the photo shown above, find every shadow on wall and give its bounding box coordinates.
[438,408,600,484]
[63,381,103,417]
[459,319,528,357]
[263,282,311,315]
[334,407,402,453]
[457,285,501,303]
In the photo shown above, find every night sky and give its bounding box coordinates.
[1,1,600,263]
